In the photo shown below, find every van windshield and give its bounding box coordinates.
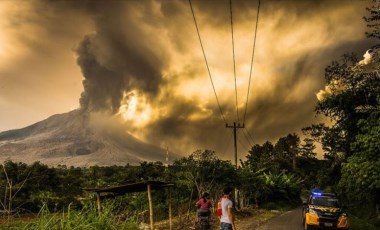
[310,196,340,207]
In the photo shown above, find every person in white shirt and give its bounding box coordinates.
[220,187,236,230]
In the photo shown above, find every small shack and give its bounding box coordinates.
[84,181,174,230]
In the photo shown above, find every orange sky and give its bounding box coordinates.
[0,0,377,161]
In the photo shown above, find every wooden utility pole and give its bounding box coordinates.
[147,184,154,230]
[226,122,244,208]
[168,188,172,230]
[226,122,245,168]
[165,146,169,171]
[96,192,101,216]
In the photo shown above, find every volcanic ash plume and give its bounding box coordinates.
[74,1,168,114]
[317,47,380,102]
[359,49,373,65]
[358,47,380,72]
[316,80,347,102]
[76,35,124,114]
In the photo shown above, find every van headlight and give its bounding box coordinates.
[309,209,318,215]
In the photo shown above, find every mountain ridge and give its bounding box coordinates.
[0,110,175,167]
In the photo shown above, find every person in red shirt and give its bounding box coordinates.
[193,192,212,227]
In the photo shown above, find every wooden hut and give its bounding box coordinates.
[84,181,174,230]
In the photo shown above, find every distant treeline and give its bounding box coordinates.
[0,140,342,217]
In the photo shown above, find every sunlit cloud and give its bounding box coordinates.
[0,0,376,161]
[359,49,373,65]
[118,91,152,128]
[316,80,347,101]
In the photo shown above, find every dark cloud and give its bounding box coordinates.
[1,0,378,161]
[143,95,229,156]
[73,1,170,112]
[76,35,124,113]
[165,0,375,159]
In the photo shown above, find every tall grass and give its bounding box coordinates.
[2,201,139,230]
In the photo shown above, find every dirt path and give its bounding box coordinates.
[234,209,279,230]
[155,208,280,230]
[253,207,303,230]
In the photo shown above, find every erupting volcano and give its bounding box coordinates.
[0,109,171,167]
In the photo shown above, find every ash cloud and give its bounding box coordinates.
[76,35,124,113]
[74,1,169,113]
[1,0,377,161]
[72,0,375,159]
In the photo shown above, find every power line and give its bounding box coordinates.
[188,0,227,124]
[188,1,261,172]
[237,134,250,153]
[242,127,254,147]
[230,0,240,123]
[244,127,255,145]
[243,0,261,123]
[223,130,234,156]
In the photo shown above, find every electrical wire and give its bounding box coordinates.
[237,133,250,153]
[188,0,227,124]
[242,127,254,147]
[244,127,255,145]
[243,0,261,123]
[221,129,234,157]
[230,0,240,123]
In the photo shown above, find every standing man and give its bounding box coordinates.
[220,187,237,230]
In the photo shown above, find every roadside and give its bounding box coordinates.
[1,208,283,230]
[234,208,281,230]
[155,208,281,230]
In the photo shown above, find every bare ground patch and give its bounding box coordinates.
[155,208,280,230]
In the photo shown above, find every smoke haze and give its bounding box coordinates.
[0,0,377,161]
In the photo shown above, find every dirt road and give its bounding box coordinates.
[157,207,300,230]
[252,207,303,230]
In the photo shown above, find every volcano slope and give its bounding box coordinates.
[0,110,172,167]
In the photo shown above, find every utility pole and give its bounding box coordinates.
[226,122,245,168]
[226,122,244,209]
[165,146,169,171]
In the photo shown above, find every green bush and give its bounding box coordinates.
[349,215,380,230]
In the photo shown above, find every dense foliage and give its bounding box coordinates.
[0,145,305,225]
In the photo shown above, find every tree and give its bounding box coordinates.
[302,124,346,170]
[307,4,380,217]
[338,113,380,216]
[137,161,165,181]
[245,141,274,171]
[315,46,380,155]
[258,171,303,208]
[299,138,316,158]
[0,162,31,220]
[173,149,236,199]
[245,134,304,173]
[304,35,380,169]
[364,5,380,40]
[237,166,266,208]
[273,134,300,171]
